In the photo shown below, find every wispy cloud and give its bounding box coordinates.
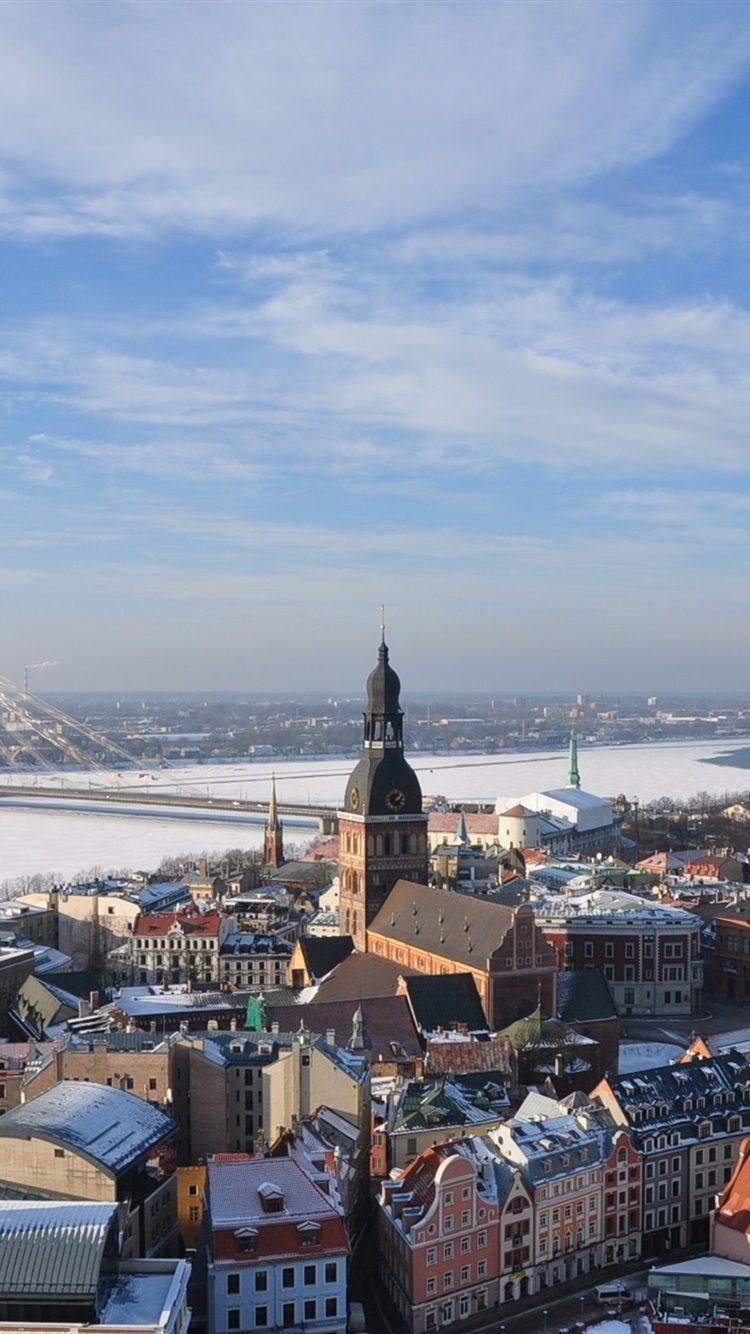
[0,3,747,239]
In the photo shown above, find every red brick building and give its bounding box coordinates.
[713,904,750,1002]
[536,896,702,1016]
[367,880,557,1029]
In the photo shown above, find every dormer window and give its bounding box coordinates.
[234,1226,259,1253]
[297,1221,322,1248]
[258,1182,284,1213]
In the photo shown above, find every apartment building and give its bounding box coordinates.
[377,1099,639,1334]
[218,931,292,990]
[130,905,233,985]
[489,1102,639,1290]
[204,1155,349,1334]
[537,892,703,1015]
[378,1141,502,1333]
[593,1050,750,1251]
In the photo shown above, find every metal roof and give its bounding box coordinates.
[0,1081,173,1176]
[0,1199,117,1298]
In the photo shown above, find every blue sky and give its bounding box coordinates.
[2,0,750,693]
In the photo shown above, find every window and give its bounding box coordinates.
[282,1304,295,1328]
[189,1206,199,1221]
[255,1308,268,1329]
[478,1231,487,1247]
[325,1262,337,1283]
[148,1078,157,1091]
[227,1274,240,1295]
[255,1272,268,1292]
[188,1184,198,1196]
[461,1236,470,1254]
[444,1242,453,1260]
[444,1272,454,1290]
[584,941,594,958]
[325,1297,338,1318]
[461,1266,470,1283]
[426,1248,436,1266]
[427,1278,437,1296]
[228,1313,240,1331]
[304,1300,316,1321]
[304,1264,316,1286]
[282,1267,295,1289]
[461,1211,470,1226]
[54,1149,65,1159]
[478,1260,487,1277]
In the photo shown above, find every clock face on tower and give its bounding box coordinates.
[386,786,407,812]
[349,786,360,811]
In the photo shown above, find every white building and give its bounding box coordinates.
[205,1155,349,1334]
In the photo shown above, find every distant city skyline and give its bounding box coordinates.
[1,2,750,691]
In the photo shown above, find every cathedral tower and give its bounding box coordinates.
[338,630,429,950]
[263,775,284,868]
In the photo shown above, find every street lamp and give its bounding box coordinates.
[580,1294,585,1326]
[543,1309,549,1334]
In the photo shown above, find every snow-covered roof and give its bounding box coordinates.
[0,1080,174,1175]
[536,788,610,810]
[208,1156,344,1229]
[100,1270,181,1325]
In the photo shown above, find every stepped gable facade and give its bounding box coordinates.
[338,633,429,951]
[367,880,557,1029]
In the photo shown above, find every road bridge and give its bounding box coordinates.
[0,783,339,834]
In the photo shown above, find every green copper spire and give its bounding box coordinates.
[567,731,581,789]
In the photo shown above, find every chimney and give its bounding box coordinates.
[89,990,100,1012]
[78,998,91,1018]
[326,1028,336,1048]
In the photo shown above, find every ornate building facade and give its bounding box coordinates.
[339,635,429,950]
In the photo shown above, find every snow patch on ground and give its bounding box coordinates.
[619,1041,684,1072]
[587,1322,631,1334]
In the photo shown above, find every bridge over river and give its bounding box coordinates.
[0,783,339,834]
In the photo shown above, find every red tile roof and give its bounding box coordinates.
[428,813,499,835]
[302,838,340,861]
[134,908,223,937]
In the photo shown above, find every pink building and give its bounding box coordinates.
[378,1142,501,1333]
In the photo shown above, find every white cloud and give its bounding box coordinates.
[0,2,747,238]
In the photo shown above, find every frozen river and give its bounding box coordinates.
[1,736,750,886]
